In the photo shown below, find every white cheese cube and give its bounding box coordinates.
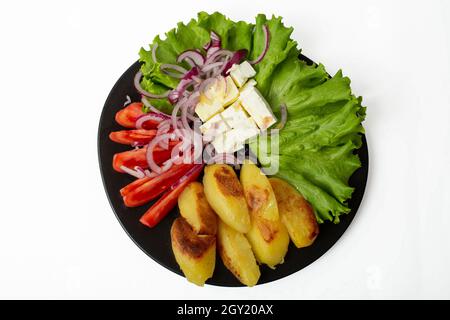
[212,133,244,154]
[199,113,230,142]
[195,98,224,122]
[223,76,239,107]
[228,61,256,87]
[239,86,277,130]
[240,79,257,91]
[212,126,259,154]
[220,101,257,130]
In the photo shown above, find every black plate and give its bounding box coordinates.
[98,55,369,287]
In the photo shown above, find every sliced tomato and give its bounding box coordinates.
[123,164,195,207]
[115,102,145,128]
[109,129,157,145]
[120,176,153,197]
[113,147,168,172]
[139,165,204,228]
[113,141,180,173]
[115,102,162,129]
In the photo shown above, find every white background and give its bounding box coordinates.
[0,0,449,299]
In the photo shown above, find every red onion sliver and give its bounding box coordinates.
[146,133,173,174]
[123,95,131,107]
[134,71,170,99]
[120,165,146,179]
[222,49,248,75]
[204,49,233,65]
[141,97,171,116]
[168,164,204,190]
[135,112,169,129]
[160,63,188,79]
[203,40,211,51]
[206,46,220,58]
[210,31,221,47]
[177,50,205,66]
[276,103,288,129]
[201,61,224,73]
[249,24,270,65]
[151,43,158,63]
[160,63,187,74]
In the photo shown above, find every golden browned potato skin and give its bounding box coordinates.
[240,162,279,221]
[178,182,217,235]
[171,217,216,286]
[203,164,250,233]
[245,211,290,269]
[217,220,260,287]
[269,178,319,248]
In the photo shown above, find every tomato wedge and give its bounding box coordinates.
[139,165,204,228]
[115,102,145,128]
[120,176,153,197]
[109,129,157,145]
[113,147,170,172]
[115,103,163,129]
[123,164,195,207]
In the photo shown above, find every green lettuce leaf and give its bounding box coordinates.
[138,12,366,223]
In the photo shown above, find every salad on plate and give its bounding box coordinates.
[107,12,366,286]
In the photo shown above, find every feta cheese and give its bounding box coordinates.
[239,85,277,130]
[241,79,257,91]
[195,97,224,122]
[212,126,259,154]
[199,113,230,142]
[229,61,256,87]
[220,101,258,130]
[223,76,239,107]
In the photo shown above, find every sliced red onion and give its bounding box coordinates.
[206,46,220,58]
[160,63,188,78]
[276,103,288,129]
[177,50,205,67]
[171,98,185,138]
[180,92,200,133]
[135,112,169,129]
[134,166,146,176]
[222,49,248,75]
[141,97,170,116]
[168,78,195,104]
[204,49,233,65]
[168,91,180,104]
[120,165,146,179]
[134,71,170,98]
[210,31,221,47]
[201,61,224,73]
[183,66,200,80]
[123,95,131,107]
[250,24,270,65]
[203,40,211,51]
[168,164,204,190]
[203,30,221,51]
[146,133,174,173]
[151,43,159,63]
[192,75,202,84]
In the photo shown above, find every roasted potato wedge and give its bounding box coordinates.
[269,178,319,248]
[178,182,217,235]
[171,217,216,286]
[240,162,279,221]
[203,164,250,233]
[217,220,260,287]
[246,212,289,269]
